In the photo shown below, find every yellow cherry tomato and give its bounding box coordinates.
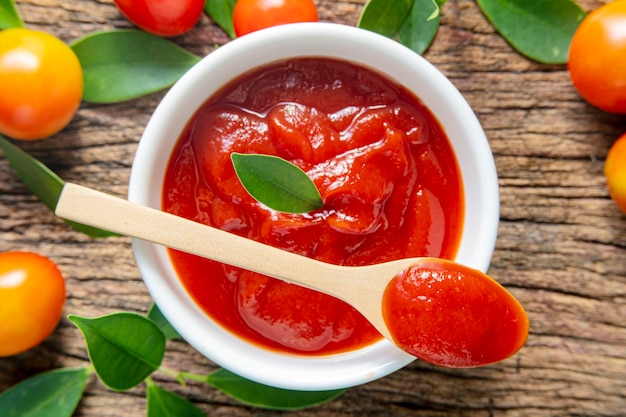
[0,251,66,356]
[605,133,626,214]
[0,28,83,140]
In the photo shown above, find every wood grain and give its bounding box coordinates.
[1,0,626,416]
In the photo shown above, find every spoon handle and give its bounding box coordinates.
[57,182,427,340]
[55,182,341,290]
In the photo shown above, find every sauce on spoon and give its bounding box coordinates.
[383,259,528,367]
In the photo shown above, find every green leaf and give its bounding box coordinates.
[205,0,236,39]
[475,0,586,64]
[0,367,90,417]
[358,0,414,38]
[69,313,166,391]
[147,304,181,340]
[71,30,201,103]
[398,0,447,54]
[358,0,447,54]
[0,135,117,237]
[231,153,323,214]
[0,135,61,212]
[146,382,206,417]
[206,368,345,410]
[0,0,23,29]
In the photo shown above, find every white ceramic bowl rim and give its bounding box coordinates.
[128,22,499,391]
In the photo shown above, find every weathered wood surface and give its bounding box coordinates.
[2,0,626,416]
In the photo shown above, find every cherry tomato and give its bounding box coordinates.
[0,251,66,357]
[568,1,626,114]
[0,28,83,141]
[605,132,626,214]
[114,0,205,37]
[233,0,318,37]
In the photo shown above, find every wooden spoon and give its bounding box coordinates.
[55,182,529,367]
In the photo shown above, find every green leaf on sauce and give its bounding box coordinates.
[476,0,586,64]
[0,367,90,417]
[69,313,166,391]
[0,0,23,29]
[206,368,346,410]
[205,0,236,39]
[0,135,117,237]
[146,382,206,417]
[71,30,201,103]
[358,0,447,54]
[231,153,323,214]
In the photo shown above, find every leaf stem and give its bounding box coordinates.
[144,376,156,388]
[158,366,208,385]
[86,362,96,374]
[178,371,209,383]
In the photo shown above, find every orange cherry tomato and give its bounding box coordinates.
[568,1,626,114]
[232,0,318,37]
[0,251,66,356]
[0,28,83,141]
[605,132,626,214]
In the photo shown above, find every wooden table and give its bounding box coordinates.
[2,0,625,415]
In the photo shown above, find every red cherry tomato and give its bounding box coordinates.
[0,251,66,357]
[0,28,83,141]
[233,0,318,37]
[568,1,626,114]
[113,0,205,37]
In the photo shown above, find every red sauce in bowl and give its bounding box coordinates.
[162,58,464,355]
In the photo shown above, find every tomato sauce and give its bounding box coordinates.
[162,58,464,355]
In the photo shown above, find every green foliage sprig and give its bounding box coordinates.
[0,308,344,416]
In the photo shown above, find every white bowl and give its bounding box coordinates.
[128,22,499,391]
